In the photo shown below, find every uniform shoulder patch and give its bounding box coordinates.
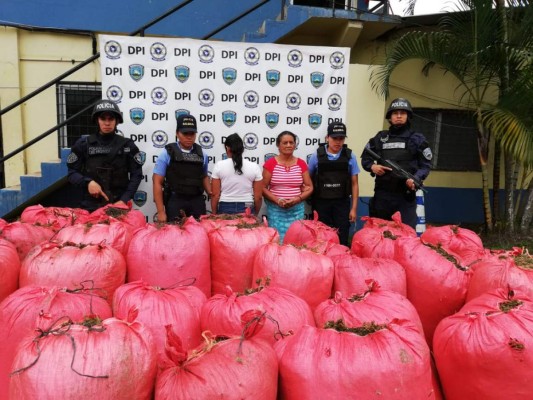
[134,151,146,165]
[67,152,78,164]
[423,147,433,161]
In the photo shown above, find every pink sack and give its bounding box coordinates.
[421,225,486,265]
[0,238,20,302]
[209,224,279,294]
[434,288,533,400]
[199,209,258,233]
[201,283,315,345]
[467,250,533,302]
[156,311,278,400]
[314,282,423,334]
[88,203,146,232]
[252,243,334,309]
[333,253,407,296]
[0,221,56,261]
[0,284,112,399]
[20,205,89,230]
[275,321,434,399]
[10,314,156,399]
[394,236,471,346]
[113,280,206,355]
[126,218,211,297]
[351,212,416,259]
[283,210,339,246]
[20,241,126,304]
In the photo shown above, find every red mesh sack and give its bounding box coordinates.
[88,203,146,232]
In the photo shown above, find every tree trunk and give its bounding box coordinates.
[520,178,533,234]
[476,115,493,232]
[504,150,517,232]
[493,143,501,224]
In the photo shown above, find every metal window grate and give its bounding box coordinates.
[412,108,480,172]
[56,82,102,153]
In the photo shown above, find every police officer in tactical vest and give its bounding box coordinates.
[308,122,360,246]
[153,114,211,222]
[361,98,432,229]
[67,99,144,212]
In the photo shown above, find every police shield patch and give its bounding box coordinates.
[133,191,147,207]
[66,152,78,164]
[222,68,237,85]
[130,108,145,125]
[222,111,236,127]
[134,151,146,165]
[265,112,279,129]
[266,70,280,87]
[308,113,322,130]
[175,66,190,83]
[129,64,144,82]
[310,72,324,89]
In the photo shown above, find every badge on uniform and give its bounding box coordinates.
[67,152,78,164]
[134,151,146,165]
[423,147,433,160]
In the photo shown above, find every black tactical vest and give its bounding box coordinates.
[374,130,416,192]
[165,143,205,196]
[314,145,352,199]
[84,134,129,201]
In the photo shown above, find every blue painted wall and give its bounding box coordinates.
[0,0,286,41]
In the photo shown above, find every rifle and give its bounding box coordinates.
[363,146,427,193]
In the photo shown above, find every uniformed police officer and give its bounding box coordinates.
[308,122,360,246]
[152,114,211,222]
[361,98,432,228]
[67,99,144,212]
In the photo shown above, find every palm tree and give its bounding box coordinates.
[371,0,532,232]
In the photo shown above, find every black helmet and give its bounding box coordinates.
[386,98,413,119]
[91,99,123,124]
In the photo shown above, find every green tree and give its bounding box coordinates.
[372,0,532,233]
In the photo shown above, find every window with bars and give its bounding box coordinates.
[411,108,481,172]
[56,82,102,152]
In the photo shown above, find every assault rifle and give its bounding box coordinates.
[363,146,427,193]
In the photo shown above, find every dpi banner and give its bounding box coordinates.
[100,35,350,220]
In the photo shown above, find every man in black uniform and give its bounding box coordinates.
[360,98,432,229]
[152,114,211,222]
[308,122,360,246]
[67,99,144,211]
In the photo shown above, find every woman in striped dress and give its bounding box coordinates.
[262,131,313,242]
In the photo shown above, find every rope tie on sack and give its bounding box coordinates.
[10,316,109,379]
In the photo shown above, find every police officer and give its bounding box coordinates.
[361,98,432,228]
[308,122,360,246]
[67,99,144,212]
[152,114,211,222]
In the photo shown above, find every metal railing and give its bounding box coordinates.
[0,0,277,168]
